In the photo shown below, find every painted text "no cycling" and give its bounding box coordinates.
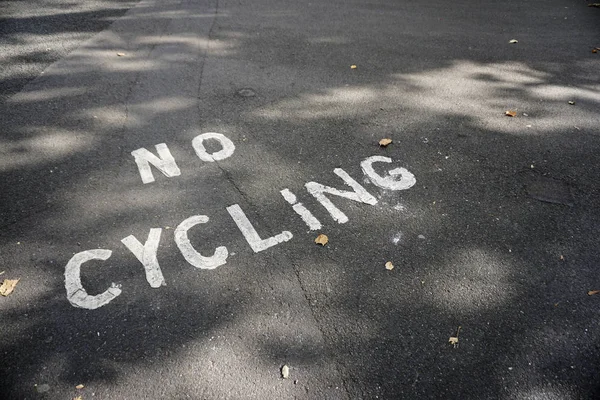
[64,133,416,309]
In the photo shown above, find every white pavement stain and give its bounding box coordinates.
[64,249,122,309]
[394,203,406,211]
[175,215,228,269]
[392,232,403,245]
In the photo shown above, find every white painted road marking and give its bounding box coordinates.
[121,228,166,288]
[280,188,322,230]
[131,143,181,184]
[132,133,235,184]
[360,156,416,191]
[226,204,294,253]
[192,132,236,162]
[305,168,377,224]
[64,249,122,309]
[175,215,228,269]
[65,150,417,309]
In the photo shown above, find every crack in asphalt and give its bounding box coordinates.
[196,0,219,104]
[213,159,353,398]
[194,1,350,395]
[120,0,181,132]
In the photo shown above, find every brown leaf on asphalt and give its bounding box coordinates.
[0,279,19,296]
[385,261,394,270]
[314,234,328,246]
[505,110,517,117]
[449,326,461,347]
[379,138,393,147]
[76,384,84,390]
[593,49,598,53]
[588,290,600,296]
[116,52,125,57]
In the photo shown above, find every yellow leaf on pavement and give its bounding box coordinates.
[505,110,517,117]
[315,234,328,246]
[379,138,392,147]
[0,279,19,296]
[385,261,394,270]
[588,290,600,296]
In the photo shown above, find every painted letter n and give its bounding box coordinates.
[131,143,181,184]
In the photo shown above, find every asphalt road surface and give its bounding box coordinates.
[1,0,600,398]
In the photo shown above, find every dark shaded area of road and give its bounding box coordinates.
[1,0,600,399]
[0,0,138,102]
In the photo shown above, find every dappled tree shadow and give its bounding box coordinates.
[1,0,600,398]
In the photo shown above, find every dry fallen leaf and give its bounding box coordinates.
[116,52,125,57]
[350,65,357,69]
[449,326,461,347]
[73,396,83,400]
[315,234,328,246]
[385,261,394,270]
[0,279,19,296]
[559,255,564,260]
[379,138,393,147]
[505,110,517,117]
[76,384,84,389]
[281,365,290,379]
[593,49,598,53]
[509,39,518,44]
[588,290,600,296]
[568,101,575,105]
